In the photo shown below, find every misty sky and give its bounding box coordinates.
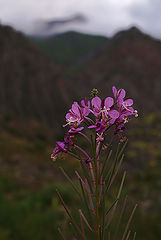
[0,0,161,38]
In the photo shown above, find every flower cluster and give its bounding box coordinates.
[51,86,138,161]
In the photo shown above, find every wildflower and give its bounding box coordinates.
[88,119,107,134]
[91,96,102,116]
[112,86,138,117]
[91,96,116,120]
[51,141,67,161]
[102,97,114,119]
[51,135,74,161]
[81,98,90,108]
[65,102,89,127]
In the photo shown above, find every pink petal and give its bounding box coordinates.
[124,99,133,106]
[81,99,90,108]
[88,125,96,129]
[108,110,119,119]
[66,113,71,120]
[81,99,85,107]
[124,107,134,116]
[112,86,117,98]
[91,96,101,109]
[72,102,81,117]
[109,118,116,124]
[93,108,100,116]
[104,97,114,108]
[68,127,84,133]
[76,127,84,131]
[83,107,90,116]
[118,89,126,99]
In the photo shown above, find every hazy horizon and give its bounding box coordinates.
[0,0,161,39]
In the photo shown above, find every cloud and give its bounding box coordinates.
[0,0,161,39]
[32,14,87,36]
[129,0,161,39]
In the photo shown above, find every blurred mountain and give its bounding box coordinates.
[0,24,69,131]
[1,24,161,129]
[30,31,108,67]
[66,26,161,114]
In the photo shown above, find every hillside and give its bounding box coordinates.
[66,27,161,114]
[0,24,69,130]
[30,31,108,67]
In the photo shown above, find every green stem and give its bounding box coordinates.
[94,143,101,240]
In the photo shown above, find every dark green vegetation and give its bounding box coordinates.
[0,112,160,239]
[30,31,107,67]
[0,24,160,239]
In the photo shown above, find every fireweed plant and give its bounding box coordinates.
[51,87,138,240]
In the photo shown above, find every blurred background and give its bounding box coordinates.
[0,0,160,239]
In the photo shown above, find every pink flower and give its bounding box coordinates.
[65,102,89,127]
[112,86,138,117]
[81,98,90,108]
[91,96,102,116]
[91,96,119,123]
[51,135,74,161]
[51,141,67,161]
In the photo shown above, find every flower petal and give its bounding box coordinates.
[112,86,117,98]
[83,107,90,116]
[88,125,96,129]
[118,89,126,99]
[108,110,119,119]
[66,113,71,120]
[91,96,101,109]
[104,97,114,108]
[72,102,81,117]
[124,99,133,106]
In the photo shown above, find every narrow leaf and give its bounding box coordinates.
[114,196,128,240]
[79,179,93,222]
[58,228,67,240]
[125,230,131,240]
[132,232,136,240]
[80,160,94,193]
[56,189,83,237]
[121,204,137,240]
[107,154,124,192]
[105,198,119,216]
[100,149,112,179]
[104,143,121,195]
[79,209,94,232]
[60,167,83,200]
[117,140,128,161]
[105,172,126,229]
[80,211,86,240]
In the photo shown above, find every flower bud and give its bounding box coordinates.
[91,88,98,99]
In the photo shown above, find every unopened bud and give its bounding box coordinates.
[91,88,98,98]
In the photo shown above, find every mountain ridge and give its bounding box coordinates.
[65,26,161,114]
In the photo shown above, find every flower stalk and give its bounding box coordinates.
[52,87,138,239]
